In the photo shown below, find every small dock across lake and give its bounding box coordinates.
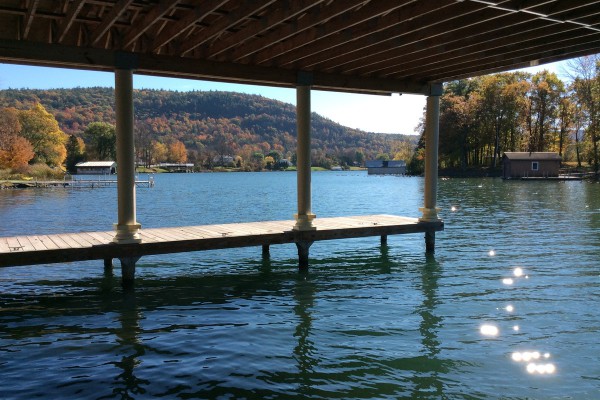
[0,214,443,270]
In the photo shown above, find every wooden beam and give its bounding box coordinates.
[0,39,430,94]
[225,0,368,62]
[180,0,278,56]
[250,0,413,65]
[90,0,134,46]
[121,0,177,49]
[308,2,504,73]
[379,24,586,79]
[22,0,39,39]
[342,2,600,77]
[271,0,458,68]
[416,38,600,83]
[57,0,86,44]
[203,0,322,59]
[150,0,228,52]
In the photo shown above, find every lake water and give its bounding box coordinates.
[1,172,599,399]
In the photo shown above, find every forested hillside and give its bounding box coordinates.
[0,88,415,171]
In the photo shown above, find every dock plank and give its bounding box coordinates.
[0,215,443,268]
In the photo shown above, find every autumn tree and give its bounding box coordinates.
[84,122,116,161]
[168,140,187,163]
[0,107,34,169]
[566,55,600,172]
[18,103,67,166]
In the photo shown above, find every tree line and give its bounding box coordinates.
[409,55,600,174]
[0,88,415,175]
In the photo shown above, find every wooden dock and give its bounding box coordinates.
[0,215,443,268]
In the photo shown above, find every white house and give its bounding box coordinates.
[75,161,116,175]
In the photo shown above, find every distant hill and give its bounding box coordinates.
[0,88,416,168]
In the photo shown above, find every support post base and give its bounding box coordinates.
[425,231,435,253]
[296,241,313,270]
[262,244,270,258]
[113,223,142,244]
[104,258,114,274]
[119,256,140,289]
[419,207,441,222]
[293,213,317,231]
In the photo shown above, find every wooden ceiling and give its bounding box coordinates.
[1,0,599,95]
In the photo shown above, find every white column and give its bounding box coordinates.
[113,68,141,243]
[294,84,316,231]
[420,85,442,223]
[419,85,442,252]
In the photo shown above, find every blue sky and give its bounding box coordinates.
[0,61,567,135]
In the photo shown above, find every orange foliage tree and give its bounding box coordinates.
[0,107,34,169]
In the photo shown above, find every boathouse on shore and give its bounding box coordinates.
[502,152,562,179]
[75,161,116,175]
[1,1,599,287]
[367,160,407,175]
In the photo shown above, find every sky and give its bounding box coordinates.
[0,61,568,135]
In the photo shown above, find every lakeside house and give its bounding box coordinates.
[75,161,116,175]
[366,160,406,175]
[502,152,561,179]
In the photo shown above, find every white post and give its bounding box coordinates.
[113,68,141,243]
[420,84,442,251]
[294,83,316,231]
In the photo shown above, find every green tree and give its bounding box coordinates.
[65,135,86,173]
[84,122,116,161]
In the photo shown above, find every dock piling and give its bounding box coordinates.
[119,256,140,289]
[296,241,313,270]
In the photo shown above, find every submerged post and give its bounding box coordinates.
[113,68,141,244]
[420,83,443,252]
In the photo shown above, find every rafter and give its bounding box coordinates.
[351,3,600,77]
[407,35,600,82]
[151,0,228,52]
[249,0,413,65]
[22,0,39,39]
[57,0,86,43]
[224,0,369,62]
[121,0,177,49]
[179,0,278,56]
[270,0,459,68]
[89,0,133,46]
[203,0,323,59]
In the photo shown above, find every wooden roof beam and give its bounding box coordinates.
[436,43,600,82]
[121,0,178,49]
[57,0,86,43]
[150,0,228,52]
[381,24,588,78]
[318,1,600,75]
[296,0,485,71]
[203,0,323,59]
[317,6,523,74]
[408,35,600,82]
[89,0,133,46]
[180,0,278,56]
[0,38,430,95]
[272,0,458,68]
[250,0,412,65]
[22,0,39,39]
[225,0,370,62]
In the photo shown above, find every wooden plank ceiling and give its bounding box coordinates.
[0,0,599,95]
